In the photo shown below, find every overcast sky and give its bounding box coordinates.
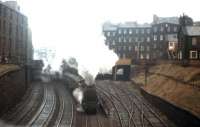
[6,0,200,75]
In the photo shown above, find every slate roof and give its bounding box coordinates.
[103,22,151,31]
[154,15,179,24]
[185,26,200,36]
[103,22,118,31]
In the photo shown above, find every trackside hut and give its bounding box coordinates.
[112,59,131,81]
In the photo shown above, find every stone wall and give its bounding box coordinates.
[140,88,200,127]
[0,69,27,116]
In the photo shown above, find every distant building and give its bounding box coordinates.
[103,15,180,64]
[2,1,20,11]
[0,1,32,65]
[178,15,200,60]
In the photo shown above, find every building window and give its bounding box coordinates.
[123,29,127,34]
[140,54,144,59]
[146,54,150,59]
[3,20,6,34]
[129,38,132,42]
[135,46,138,51]
[135,37,138,42]
[129,29,132,34]
[118,46,121,51]
[160,35,163,41]
[174,27,177,32]
[167,27,170,32]
[153,27,157,32]
[107,32,110,36]
[147,37,150,42]
[153,35,157,41]
[173,34,177,38]
[112,40,115,45]
[118,37,121,42]
[129,46,132,51]
[112,32,116,36]
[192,37,197,45]
[141,37,144,42]
[118,29,121,34]
[141,46,144,51]
[153,44,157,48]
[147,46,150,51]
[147,29,150,34]
[123,38,126,43]
[123,53,126,59]
[141,29,144,34]
[136,29,138,34]
[123,46,126,50]
[190,51,198,59]
[4,7,7,17]
[160,26,164,32]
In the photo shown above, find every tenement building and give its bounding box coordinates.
[0,1,33,65]
[103,15,180,64]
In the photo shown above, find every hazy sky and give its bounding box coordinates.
[6,0,200,75]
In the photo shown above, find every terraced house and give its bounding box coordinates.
[178,15,200,61]
[102,15,180,64]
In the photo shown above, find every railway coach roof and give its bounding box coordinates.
[0,64,20,77]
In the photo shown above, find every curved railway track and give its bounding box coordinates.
[96,81,175,127]
[54,83,74,127]
[114,82,171,127]
[28,85,57,127]
[1,83,44,126]
[97,86,133,127]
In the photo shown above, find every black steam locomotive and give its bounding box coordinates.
[62,67,99,114]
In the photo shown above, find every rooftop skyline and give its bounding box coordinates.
[4,0,200,75]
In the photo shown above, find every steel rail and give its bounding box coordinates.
[55,95,65,127]
[97,87,125,127]
[28,86,56,127]
[97,86,137,127]
[115,83,169,127]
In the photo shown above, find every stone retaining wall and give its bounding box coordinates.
[0,69,27,116]
[140,88,200,127]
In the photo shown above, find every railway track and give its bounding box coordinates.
[1,83,44,126]
[96,81,176,127]
[28,84,57,127]
[53,83,74,127]
[114,82,175,127]
[97,86,134,127]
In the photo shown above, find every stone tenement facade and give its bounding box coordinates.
[0,1,33,65]
[103,15,180,64]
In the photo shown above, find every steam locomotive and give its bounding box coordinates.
[62,67,99,114]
